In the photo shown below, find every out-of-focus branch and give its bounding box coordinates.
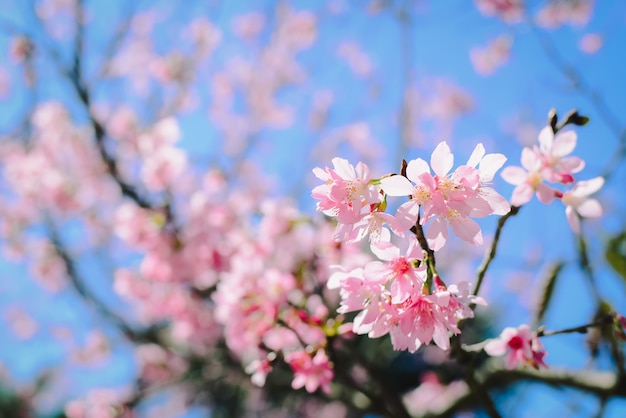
[91,1,139,84]
[45,218,161,344]
[27,1,153,210]
[425,363,626,418]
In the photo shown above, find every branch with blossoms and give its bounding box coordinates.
[310,108,616,416]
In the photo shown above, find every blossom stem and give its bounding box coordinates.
[472,205,521,305]
[536,315,613,338]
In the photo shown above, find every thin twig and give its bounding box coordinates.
[473,205,521,302]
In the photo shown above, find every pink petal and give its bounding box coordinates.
[573,177,604,197]
[395,201,420,230]
[520,147,541,171]
[432,326,450,350]
[566,205,580,234]
[510,183,533,206]
[552,130,577,157]
[481,187,511,215]
[370,241,400,261]
[484,339,507,356]
[560,156,585,173]
[537,126,554,154]
[535,183,555,205]
[449,215,483,246]
[577,199,602,218]
[425,218,448,251]
[501,166,527,185]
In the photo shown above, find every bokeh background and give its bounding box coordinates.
[0,0,625,417]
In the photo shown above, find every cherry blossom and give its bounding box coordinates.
[484,324,548,369]
[474,0,524,23]
[501,146,556,206]
[558,176,604,233]
[536,127,585,184]
[380,142,509,250]
[312,157,380,224]
[285,350,334,394]
[579,33,603,54]
[470,35,512,76]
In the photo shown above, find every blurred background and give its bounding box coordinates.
[0,0,625,417]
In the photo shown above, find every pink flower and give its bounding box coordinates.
[558,176,604,233]
[484,324,548,369]
[536,127,584,184]
[285,350,333,394]
[312,158,380,225]
[333,210,403,245]
[141,146,187,191]
[501,147,555,206]
[329,260,482,353]
[536,0,594,29]
[464,143,511,217]
[470,35,512,76]
[474,0,524,23]
[380,142,508,250]
[365,236,425,304]
[246,358,273,387]
[579,33,603,54]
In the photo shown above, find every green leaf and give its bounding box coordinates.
[534,261,564,326]
[606,231,626,281]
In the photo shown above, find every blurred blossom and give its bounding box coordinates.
[337,41,373,78]
[470,35,512,76]
[188,18,222,58]
[5,306,38,340]
[64,388,134,418]
[29,239,67,293]
[135,344,188,384]
[9,36,33,64]
[579,33,603,54]
[0,67,10,97]
[71,330,111,365]
[150,52,194,84]
[403,373,468,416]
[232,12,266,39]
[474,0,524,23]
[536,0,594,28]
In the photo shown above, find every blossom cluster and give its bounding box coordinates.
[314,141,505,352]
[501,126,604,233]
[314,122,605,370]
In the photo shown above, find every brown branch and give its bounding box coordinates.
[472,205,521,303]
[45,218,162,344]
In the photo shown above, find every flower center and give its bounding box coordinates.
[508,335,524,350]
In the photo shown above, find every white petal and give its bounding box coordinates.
[406,158,430,183]
[467,143,486,167]
[576,199,603,218]
[430,142,454,177]
[380,175,414,196]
